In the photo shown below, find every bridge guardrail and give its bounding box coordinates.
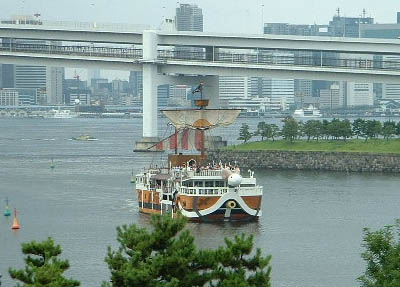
[2,41,400,72]
[0,43,143,59]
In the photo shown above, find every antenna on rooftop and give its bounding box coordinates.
[362,8,366,18]
[336,7,340,17]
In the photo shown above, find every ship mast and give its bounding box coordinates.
[193,82,207,158]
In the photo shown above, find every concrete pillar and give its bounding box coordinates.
[142,30,158,138]
[142,64,158,138]
[134,31,160,151]
[203,75,220,108]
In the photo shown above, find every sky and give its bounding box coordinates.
[1,0,400,79]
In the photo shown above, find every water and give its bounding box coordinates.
[1,118,399,287]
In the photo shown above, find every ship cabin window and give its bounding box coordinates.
[182,181,193,187]
[194,181,203,187]
[215,181,225,187]
[240,183,255,187]
[205,181,214,187]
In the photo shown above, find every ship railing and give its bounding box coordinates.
[197,170,223,177]
[184,169,223,177]
[179,187,229,196]
[237,186,263,196]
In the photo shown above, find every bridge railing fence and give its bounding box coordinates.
[2,40,400,71]
[157,48,400,71]
[0,42,143,59]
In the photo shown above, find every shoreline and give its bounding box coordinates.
[207,149,400,173]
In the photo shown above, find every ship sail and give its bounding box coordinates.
[155,128,203,151]
[162,109,241,130]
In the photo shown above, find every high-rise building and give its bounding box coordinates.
[319,83,344,109]
[1,18,64,104]
[175,4,203,32]
[129,71,143,97]
[172,3,204,105]
[329,14,374,38]
[87,69,101,87]
[46,67,65,104]
[219,77,249,106]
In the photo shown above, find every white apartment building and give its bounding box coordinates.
[382,55,400,101]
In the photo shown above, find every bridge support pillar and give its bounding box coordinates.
[135,30,161,151]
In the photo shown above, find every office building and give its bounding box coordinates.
[382,55,400,101]
[87,69,101,87]
[346,82,373,106]
[175,4,203,32]
[320,83,344,109]
[129,71,143,97]
[219,77,249,106]
[46,67,64,104]
[0,89,19,106]
[264,23,329,36]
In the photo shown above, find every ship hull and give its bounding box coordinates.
[136,189,262,223]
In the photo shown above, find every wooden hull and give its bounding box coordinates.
[136,189,262,222]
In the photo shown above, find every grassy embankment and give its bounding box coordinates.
[227,139,400,154]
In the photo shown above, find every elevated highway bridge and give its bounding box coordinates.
[1,22,400,145]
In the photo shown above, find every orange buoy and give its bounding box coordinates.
[11,208,20,230]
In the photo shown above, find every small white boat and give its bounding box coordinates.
[293,105,322,119]
[48,109,77,119]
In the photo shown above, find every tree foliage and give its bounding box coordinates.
[9,237,80,287]
[358,219,400,287]
[238,123,252,143]
[382,121,396,141]
[281,117,299,143]
[103,214,272,287]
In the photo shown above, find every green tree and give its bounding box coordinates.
[364,120,382,141]
[352,118,366,139]
[9,237,80,287]
[396,122,400,137]
[270,124,280,142]
[254,122,272,141]
[358,219,400,287]
[339,119,353,140]
[321,119,330,140]
[328,118,342,140]
[214,234,272,287]
[281,117,299,143]
[104,214,273,287]
[238,123,252,143]
[382,121,396,141]
[303,120,322,141]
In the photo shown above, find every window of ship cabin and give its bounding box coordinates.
[183,181,193,187]
[194,181,203,187]
[215,181,224,187]
[205,181,214,187]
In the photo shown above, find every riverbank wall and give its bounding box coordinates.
[207,150,400,173]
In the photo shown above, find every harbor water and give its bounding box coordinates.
[1,117,400,287]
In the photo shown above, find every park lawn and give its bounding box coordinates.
[227,139,400,154]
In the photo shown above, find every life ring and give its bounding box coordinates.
[226,200,236,209]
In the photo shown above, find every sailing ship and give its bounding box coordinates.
[135,84,263,222]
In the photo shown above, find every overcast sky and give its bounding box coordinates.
[2,0,400,80]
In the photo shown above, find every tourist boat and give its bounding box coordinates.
[48,109,77,119]
[293,105,322,119]
[134,86,263,222]
[71,134,97,141]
